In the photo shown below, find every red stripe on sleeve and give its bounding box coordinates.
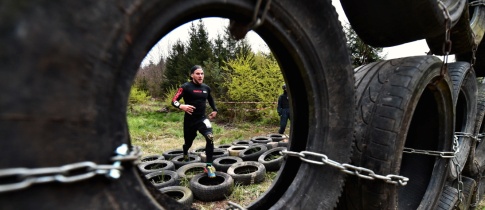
[172,87,183,102]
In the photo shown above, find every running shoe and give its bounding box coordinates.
[204,165,216,178]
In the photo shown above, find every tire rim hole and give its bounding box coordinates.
[234,166,258,174]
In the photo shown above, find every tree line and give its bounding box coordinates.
[132,19,382,122]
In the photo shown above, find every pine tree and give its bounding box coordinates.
[344,23,384,67]
[163,40,189,91]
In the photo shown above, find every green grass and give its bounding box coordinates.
[128,101,282,209]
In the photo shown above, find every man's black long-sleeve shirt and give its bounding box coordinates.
[172,81,217,116]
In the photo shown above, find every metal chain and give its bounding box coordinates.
[249,0,271,29]
[281,150,409,186]
[471,43,478,69]
[453,157,463,207]
[437,0,452,76]
[403,133,465,158]
[226,201,247,210]
[0,144,141,194]
[477,133,484,143]
[470,0,485,6]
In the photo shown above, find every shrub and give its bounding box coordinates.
[129,86,151,105]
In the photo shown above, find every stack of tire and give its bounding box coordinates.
[335,56,484,209]
[143,134,289,204]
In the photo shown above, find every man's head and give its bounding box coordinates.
[190,65,204,85]
[282,84,286,90]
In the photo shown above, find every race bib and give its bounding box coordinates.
[203,119,212,128]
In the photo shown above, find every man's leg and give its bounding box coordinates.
[183,120,197,160]
[200,118,216,178]
[278,110,289,134]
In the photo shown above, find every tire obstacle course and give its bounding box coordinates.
[2,0,485,209]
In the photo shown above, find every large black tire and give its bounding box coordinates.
[464,79,485,177]
[340,0,466,47]
[437,185,460,210]
[158,186,194,207]
[1,0,354,209]
[227,161,266,185]
[189,172,234,202]
[427,1,485,55]
[250,136,272,144]
[341,56,454,209]
[231,140,253,146]
[171,154,201,169]
[213,156,243,173]
[454,176,477,209]
[469,175,485,209]
[238,144,268,161]
[426,6,475,55]
[199,148,229,163]
[140,154,165,163]
[258,147,286,172]
[162,149,185,160]
[446,62,477,181]
[176,162,206,181]
[145,170,180,189]
[227,145,249,157]
[138,160,176,175]
[267,133,287,142]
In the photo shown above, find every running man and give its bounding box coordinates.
[171,65,218,178]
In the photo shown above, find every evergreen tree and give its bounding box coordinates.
[186,20,214,67]
[344,24,384,67]
[163,40,189,91]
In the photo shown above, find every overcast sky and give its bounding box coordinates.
[141,0,432,67]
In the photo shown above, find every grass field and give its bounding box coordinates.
[128,101,282,209]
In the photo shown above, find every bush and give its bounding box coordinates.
[162,85,184,112]
[129,86,151,105]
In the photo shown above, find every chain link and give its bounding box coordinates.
[250,0,271,29]
[470,0,485,6]
[0,144,141,193]
[226,201,247,210]
[477,133,484,143]
[437,0,452,76]
[470,161,482,207]
[281,150,409,186]
[403,133,466,158]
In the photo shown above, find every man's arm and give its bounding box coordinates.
[207,89,217,119]
[171,87,184,109]
[172,86,195,115]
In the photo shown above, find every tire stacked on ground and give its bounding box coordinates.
[163,149,185,160]
[227,161,266,185]
[145,170,180,189]
[340,56,454,210]
[171,154,201,169]
[140,154,165,163]
[227,145,249,157]
[176,163,207,181]
[238,144,268,161]
[138,160,176,175]
[189,172,234,202]
[213,156,244,173]
[199,148,229,163]
[258,147,286,172]
[159,186,194,207]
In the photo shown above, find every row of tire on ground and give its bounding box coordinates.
[136,134,288,206]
